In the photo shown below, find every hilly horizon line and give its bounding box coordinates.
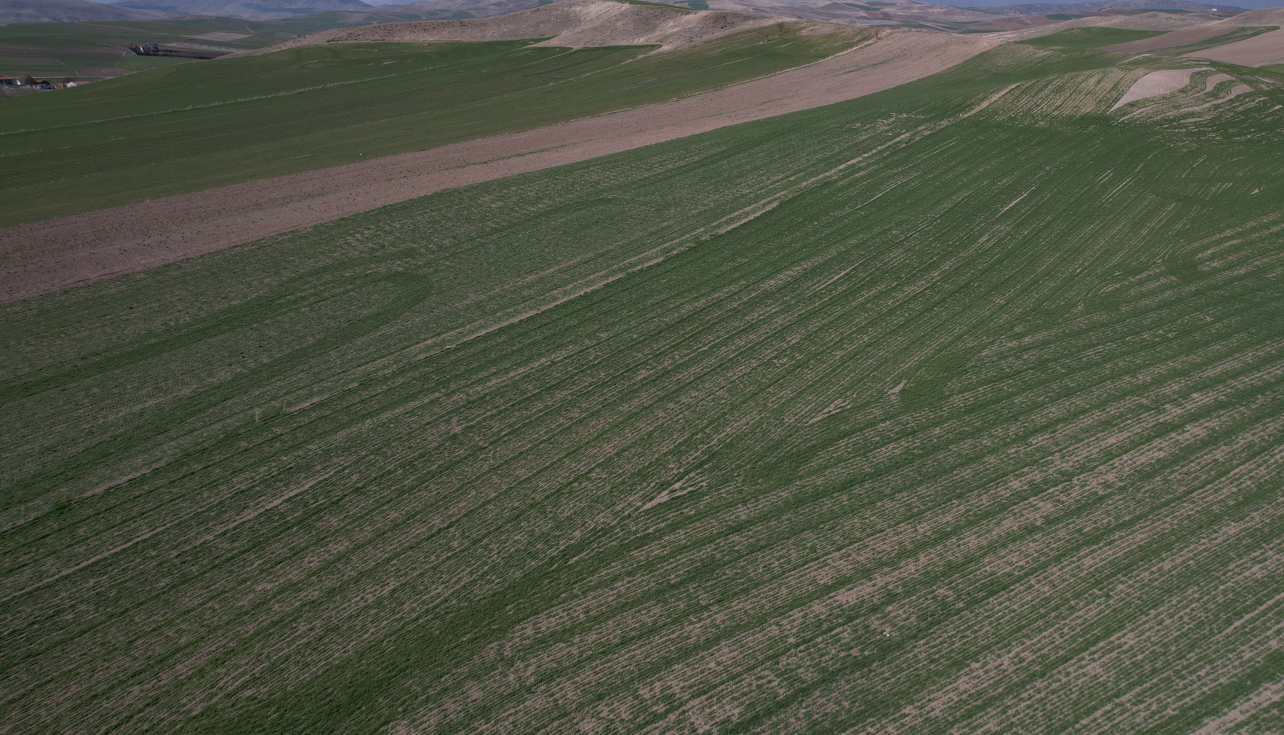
[74,0,1284,8]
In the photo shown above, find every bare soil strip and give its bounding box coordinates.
[0,32,994,304]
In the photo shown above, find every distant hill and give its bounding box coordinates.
[110,0,373,20]
[957,0,1241,12]
[391,0,548,20]
[267,0,789,50]
[0,0,168,23]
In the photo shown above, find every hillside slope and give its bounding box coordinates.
[986,9,1221,41]
[271,0,781,51]
[0,30,996,300]
[112,0,372,20]
[0,20,869,226]
[392,0,557,19]
[969,0,1230,14]
[1189,25,1284,64]
[1067,7,1284,65]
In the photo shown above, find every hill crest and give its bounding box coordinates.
[266,0,799,51]
[110,0,372,20]
[959,0,1239,11]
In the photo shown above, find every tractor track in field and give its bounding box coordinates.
[0,31,995,305]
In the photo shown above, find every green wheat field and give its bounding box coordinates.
[2,39,1283,734]
[0,25,861,226]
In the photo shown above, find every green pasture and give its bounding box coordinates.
[0,52,191,76]
[0,23,863,227]
[0,15,365,51]
[0,14,415,82]
[1020,26,1169,50]
[3,40,1283,734]
[0,17,303,81]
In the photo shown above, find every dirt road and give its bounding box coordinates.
[0,31,995,304]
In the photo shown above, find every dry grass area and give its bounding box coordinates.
[0,30,993,304]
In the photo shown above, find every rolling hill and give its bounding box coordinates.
[960,0,1236,12]
[391,0,554,19]
[267,0,777,50]
[0,0,168,24]
[0,14,394,82]
[110,0,373,20]
[0,4,871,226]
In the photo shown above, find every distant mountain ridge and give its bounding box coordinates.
[0,0,167,24]
[109,0,372,19]
[959,0,1242,12]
